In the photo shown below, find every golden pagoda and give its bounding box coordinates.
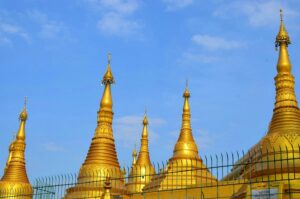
[0,102,33,198]
[126,114,155,193]
[144,84,216,191]
[224,9,300,198]
[64,54,126,198]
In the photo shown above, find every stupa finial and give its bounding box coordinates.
[102,53,115,84]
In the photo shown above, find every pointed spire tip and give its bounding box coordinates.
[186,79,188,89]
[108,52,111,65]
[132,143,137,157]
[143,109,148,125]
[102,53,115,84]
[134,143,137,153]
[24,96,27,109]
[276,8,291,48]
[19,98,28,121]
[183,81,190,98]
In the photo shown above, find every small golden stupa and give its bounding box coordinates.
[126,114,155,193]
[131,144,137,166]
[101,175,113,199]
[0,101,33,198]
[144,84,216,191]
[64,54,126,198]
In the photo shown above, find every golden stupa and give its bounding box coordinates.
[126,114,155,193]
[222,10,300,198]
[0,102,33,198]
[144,85,216,191]
[64,54,126,198]
[226,9,300,180]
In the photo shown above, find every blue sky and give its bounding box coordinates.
[0,0,300,179]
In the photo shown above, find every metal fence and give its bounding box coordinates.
[1,145,300,198]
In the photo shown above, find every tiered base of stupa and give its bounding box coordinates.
[63,164,127,198]
[144,158,216,191]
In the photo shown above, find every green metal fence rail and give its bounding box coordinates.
[0,145,299,198]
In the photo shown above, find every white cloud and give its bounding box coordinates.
[114,115,165,148]
[116,115,165,126]
[0,10,68,46]
[97,12,140,37]
[0,21,30,44]
[28,10,66,39]
[179,33,244,65]
[163,0,194,11]
[0,35,11,45]
[165,128,214,152]
[42,142,65,152]
[83,0,142,38]
[181,52,220,64]
[85,0,139,15]
[214,1,299,27]
[194,129,216,151]
[192,34,244,51]
[40,21,65,39]
[1,23,22,34]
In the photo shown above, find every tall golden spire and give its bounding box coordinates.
[82,53,119,166]
[273,9,296,108]
[64,54,126,198]
[267,9,300,135]
[172,82,199,159]
[0,100,33,198]
[100,53,115,111]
